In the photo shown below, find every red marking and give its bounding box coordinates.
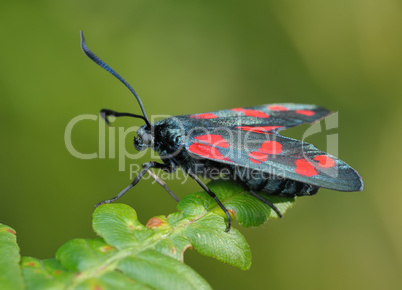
[267,105,288,111]
[146,217,165,228]
[228,209,236,216]
[248,152,267,163]
[259,141,282,155]
[247,141,282,163]
[189,143,230,161]
[27,262,36,267]
[191,113,218,119]
[2,228,16,235]
[314,155,335,168]
[295,159,318,177]
[55,270,62,275]
[231,108,270,118]
[194,134,229,148]
[248,158,261,164]
[236,126,281,133]
[295,110,315,116]
[100,246,114,252]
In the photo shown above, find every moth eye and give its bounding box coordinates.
[142,133,152,146]
[174,136,181,143]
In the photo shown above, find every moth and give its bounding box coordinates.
[80,32,364,231]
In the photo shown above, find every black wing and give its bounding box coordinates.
[184,103,331,132]
[183,122,363,192]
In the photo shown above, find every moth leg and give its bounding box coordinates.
[187,171,232,232]
[146,168,180,202]
[146,161,177,173]
[249,190,283,218]
[95,161,171,207]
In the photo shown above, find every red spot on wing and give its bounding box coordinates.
[247,141,282,163]
[236,126,281,133]
[314,155,335,168]
[194,134,229,148]
[295,110,315,116]
[295,159,318,177]
[191,113,218,119]
[231,108,270,118]
[259,141,282,155]
[267,105,288,111]
[248,152,267,163]
[189,143,230,161]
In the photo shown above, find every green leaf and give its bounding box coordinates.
[56,238,117,272]
[2,180,296,288]
[178,180,295,227]
[0,224,24,290]
[91,205,152,249]
[119,249,211,290]
[177,213,251,270]
[21,257,71,290]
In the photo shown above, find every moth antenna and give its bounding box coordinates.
[80,31,151,128]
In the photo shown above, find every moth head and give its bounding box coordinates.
[134,125,154,151]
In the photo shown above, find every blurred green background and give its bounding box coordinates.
[1,0,401,289]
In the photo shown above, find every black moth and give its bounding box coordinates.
[80,32,364,232]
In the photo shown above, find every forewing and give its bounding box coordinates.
[185,128,363,192]
[184,103,331,132]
